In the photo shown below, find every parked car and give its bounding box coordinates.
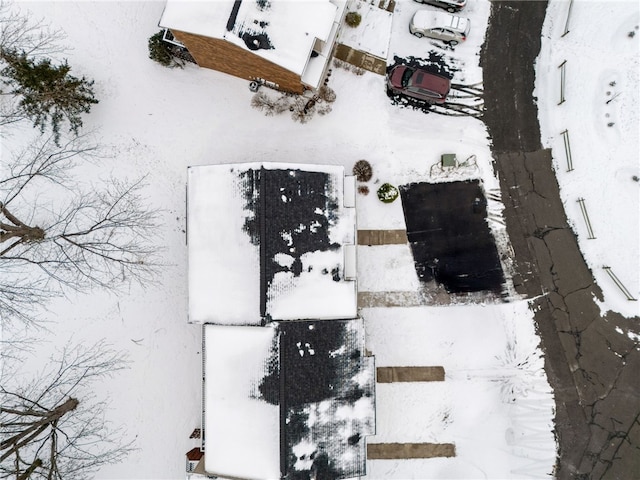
[387,65,451,104]
[413,0,466,13]
[410,10,470,46]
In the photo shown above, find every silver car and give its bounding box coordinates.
[413,0,466,13]
[410,10,470,46]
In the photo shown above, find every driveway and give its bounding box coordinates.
[480,1,640,479]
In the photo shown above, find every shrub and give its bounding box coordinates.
[317,103,332,116]
[251,91,292,116]
[345,12,362,28]
[251,91,272,111]
[353,160,372,182]
[148,31,171,66]
[148,31,180,67]
[358,185,370,195]
[333,58,348,70]
[318,85,337,103]
[377,183,399,203]
[291,97,312,124]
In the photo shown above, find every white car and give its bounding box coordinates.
[410,10,470,46]
[413,0,466,13]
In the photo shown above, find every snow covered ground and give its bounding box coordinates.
[5,0,637,479]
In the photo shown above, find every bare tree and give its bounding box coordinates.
[0,340,134,480]
[0,1,64,58]
[0,134,161,328]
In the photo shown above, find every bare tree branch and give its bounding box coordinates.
[1,134,162,328]
[0,340,134,480]
[0,1,65,58]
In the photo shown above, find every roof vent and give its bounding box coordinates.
[242,32,272,51]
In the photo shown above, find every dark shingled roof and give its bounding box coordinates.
[238,165,350,322]
[256,318,375,479]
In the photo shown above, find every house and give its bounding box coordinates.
[203,319,375,479]
[187,163,358,325]
[186,162,375,480]
[159,0,348,93]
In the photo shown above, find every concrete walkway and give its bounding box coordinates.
[357,229,407,245]
[367,443,456,459]
[356,231,477,307]
[376,366,445,383]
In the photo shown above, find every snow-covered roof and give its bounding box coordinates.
[159,0,340,76]
[203,325,281,479]
[187,163,262,324]
[203,319,375,479]
[187,163,357,325]
[337,1,393,58]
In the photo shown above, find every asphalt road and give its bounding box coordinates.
[480,2,640,479]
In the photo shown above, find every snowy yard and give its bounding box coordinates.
[2,0,637,479]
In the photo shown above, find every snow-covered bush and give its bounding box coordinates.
[251,88,333,123]
[332,58,365,76]
[251,91,290,116]
[318,85,337,103]
[377,183,399,203]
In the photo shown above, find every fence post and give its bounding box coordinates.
[561,129,573,172]
[558,60,567,105]
[577,198,595,239]
[603,267,637,301]
[562,0,574,37]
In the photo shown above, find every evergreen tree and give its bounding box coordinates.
[148,31,173,67]
[147,30,185,68]
[0,50,98,144]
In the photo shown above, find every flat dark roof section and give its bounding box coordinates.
[226,0,242,32]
